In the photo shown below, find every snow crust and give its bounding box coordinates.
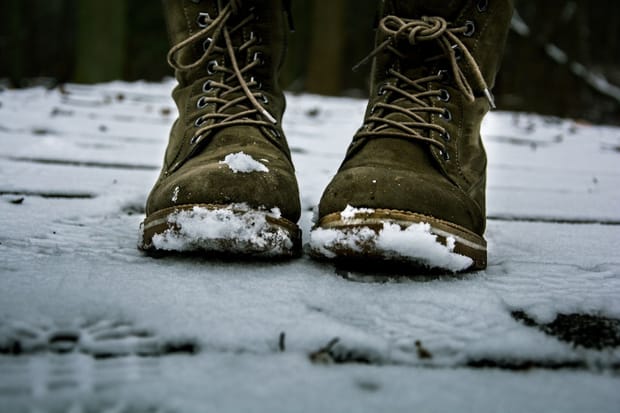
[1,82,619,412]
[219,151,269,173]
[311,221,472,272]
[340,205,375,219]
[151,204,291,254]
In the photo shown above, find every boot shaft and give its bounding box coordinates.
[319,0,514,237]
[162,0,291,93]
[144,0,301,231]
[372,0,513,96]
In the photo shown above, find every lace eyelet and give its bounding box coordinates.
[202,80,214,93]
[207,60,218,75]
[260,95,269,104]
[438,89,450,102]
[253,52,265,65]
[440,109,452,122]
[270,129,281,139]
[190,134,202,145]
[439,149,450,161]
[249,32,263,45]
[249,76,262,90]
[477,0,489,12]
[196,96,209,109]
[463,21,476,37]
[194,116,206,127]
[437,69,449,81]
[451,44,463,60]
[202,37,213,51]
[378,84,387,96]
[197,12,210,28]
[441,130,451,141]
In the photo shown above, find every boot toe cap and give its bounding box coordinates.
[318,165,484,235]
[146,157,300,223]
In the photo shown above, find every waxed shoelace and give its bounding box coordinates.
[167,0,277,146]
[356,15,495,154]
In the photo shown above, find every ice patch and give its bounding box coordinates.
[310,222,473,272]
[219,152,269,174]
[340,205,375,220]
[150,204,293,255]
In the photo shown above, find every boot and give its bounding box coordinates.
[311,0,513,271]
[139,0,301,257]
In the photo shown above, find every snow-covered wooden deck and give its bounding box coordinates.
[1,82,619,412]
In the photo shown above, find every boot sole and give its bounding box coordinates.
[310,209,486,272]
[139,204,301,258]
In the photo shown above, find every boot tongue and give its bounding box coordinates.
[386,0,466,19]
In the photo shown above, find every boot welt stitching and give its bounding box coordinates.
[317,209,486,251]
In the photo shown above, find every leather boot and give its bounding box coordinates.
[311,0,513,271]
[140,0,301,257]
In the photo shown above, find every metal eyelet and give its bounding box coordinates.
[385,64,395,77]
[439,149,450,161]
[197,12,210,28]
[252,52,264,65]
[451,44,463,60]
[440,109,452,122]
[196,96,209,109]
[477,0,488,12]
[249,32,262,45]
[260,95,269,104]
[437,69,449,81]
[378,84,387,96]
[249,76,262,90]
[202,80,214,93]
[207,60,218,75]
[464,21,476,37]
[270,129,281,139]
[190,134,202,145]
[438,89,450,102]
[441,130,451,141]
[202,37,213,51]
[194,116,206,127]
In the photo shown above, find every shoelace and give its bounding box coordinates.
[355,16,495,157]
[167,0,277,146]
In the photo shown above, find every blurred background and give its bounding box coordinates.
[1,0,618,124]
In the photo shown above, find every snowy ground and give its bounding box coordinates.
[0,81,619,412]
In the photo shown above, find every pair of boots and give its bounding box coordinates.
[139,0,513,272]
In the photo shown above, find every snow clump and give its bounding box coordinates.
[151,204,292,255]
[220,152,269,174]
[311,222,473,272]
[340,205,375,220]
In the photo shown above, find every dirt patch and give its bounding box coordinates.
[511,310,620,350]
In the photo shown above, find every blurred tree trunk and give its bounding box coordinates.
[305,0,346,95]
[0,0,75,87]
[75,0,127,83]
[495,0,620,124]
[280,0,314,91]
[1,0,24,87]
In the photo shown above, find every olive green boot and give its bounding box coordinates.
[140,0,301,257]
[311,0,513,271]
